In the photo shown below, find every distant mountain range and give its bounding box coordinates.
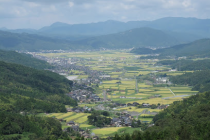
[0,27,202,51]
[1,17,210,39]
[1,17,210,51]
[72,27,183,49]
[131,38,210,58]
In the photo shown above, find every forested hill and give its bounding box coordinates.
[111,91,210,140]
[147,91,210,140]
[170,70,210,93]
[0,30,73,51]
[157,59,210,71]
[131,38,210,58]
[159,38,210,57]
[0,61,77,113]
[0,49,52,69]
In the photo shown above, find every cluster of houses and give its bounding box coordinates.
[64,121,100,139]
[155,77,168,84]
[110,113,133,127]
[66,106,93,113]
[127,102,141,106]
[110,102,148,107]
[67,89,101,103]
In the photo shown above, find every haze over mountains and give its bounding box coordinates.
[2,17,210,37]
[0,17,210,51]
[131,38,210,58]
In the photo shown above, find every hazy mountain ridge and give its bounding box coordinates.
[73,27,182,49]
[1,17,209,39]
[38,17,210,37]
[131,38,210,58]
[0,27,197,51]
[0,17,209,51]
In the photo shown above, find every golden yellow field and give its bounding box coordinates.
[47,113,90,124]
[92,127,125,135]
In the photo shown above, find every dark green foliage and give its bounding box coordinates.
[0,49,52,69]
[157,59,210,71]
[149,91,210,140]
[87,111,111,127]
[0,111,66,139]
[65,127,81,137]
[170,70,210,92]
[0,61,77,113]
[102,111,110,116]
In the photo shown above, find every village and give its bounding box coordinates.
[35,50,197,138]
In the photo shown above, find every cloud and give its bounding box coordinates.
[0,0,210,29]
[20,0,69,4]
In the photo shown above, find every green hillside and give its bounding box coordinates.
[170,70,210,93]
[160,38,210,57]
[0,49,52,69]
[0,30,73,51]
[0,61,77,113]
[157,59,210,71]
[131,38,210,58]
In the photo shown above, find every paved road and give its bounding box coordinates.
[162,95,190,99]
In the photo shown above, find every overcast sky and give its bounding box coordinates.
[0,0,209,29]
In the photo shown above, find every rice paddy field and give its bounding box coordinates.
[92,127,125,136]
[39,50,198,108]
[92,127,144,137]
[38,50,198,137]
[46,112,91,125]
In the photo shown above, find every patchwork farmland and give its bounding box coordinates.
[39,50,198,137]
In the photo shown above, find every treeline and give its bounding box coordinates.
[170,70,210,92]
[0,61,77,113]
[0,49,52,69]
[0,111,70,140]
[87,111,111,127]
[157,59,210,71]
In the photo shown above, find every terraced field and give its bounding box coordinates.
[47,112,90,124]
[92,127,125,136]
